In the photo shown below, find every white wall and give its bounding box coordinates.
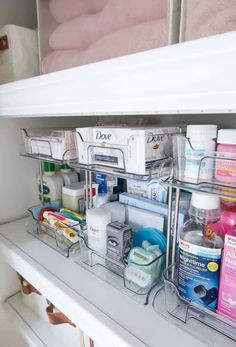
[0,0,37,29]
[0,117,97,224]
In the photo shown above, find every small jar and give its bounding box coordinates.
[184,125,217,181]
[216,129,236,183]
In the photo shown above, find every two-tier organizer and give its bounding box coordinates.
[21,128,236,339]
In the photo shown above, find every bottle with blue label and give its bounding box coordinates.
[184,124,217,181]
[178,192,223,311]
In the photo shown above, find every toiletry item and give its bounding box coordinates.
[86,207,111,254]
[62,182,85,212]
[147,179,168,203]
[42,211,81,232]
[133,228,167,254]
[76,126,181,175]
[84,183,99,209]
[103,202,126,223]
[59,208,85,224]
[216,129,236,183]
[125,242,163,289]
[38,162,63,203]
[125,204,164,233]
[217,234,236,322]
[63,228,80,244]
[220,198,236,236]
[184,125,217,180]
[126,179,148,198]
[178,192,224,310]
[119,192,188,238]
[59,164,78,186]
[106,221,132,261]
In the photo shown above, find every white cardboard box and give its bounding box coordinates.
[76,126,180,175]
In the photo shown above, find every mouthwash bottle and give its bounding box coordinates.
[178,192,224,311]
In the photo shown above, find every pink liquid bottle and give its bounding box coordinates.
[220,198,236,236]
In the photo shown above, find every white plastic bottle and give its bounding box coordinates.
[58,164,78,186]
[184,125,217,180]
[86,207,111,254]
[38,162,63,203]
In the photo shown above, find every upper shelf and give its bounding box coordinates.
[0,31,236,118]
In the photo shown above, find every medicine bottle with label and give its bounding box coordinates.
[184,125,217,181]
[178,192,223,311]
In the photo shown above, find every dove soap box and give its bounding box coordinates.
[217,234,236,322]
[76,126,180,175]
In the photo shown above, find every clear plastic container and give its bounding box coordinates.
[180,0,236,42]
[37,0,169,74]
[22,128,77,161]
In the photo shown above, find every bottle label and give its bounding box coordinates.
[216,159,236,179]
[38,184,51,203]
[178,239,222,310]
[185,146,213,180]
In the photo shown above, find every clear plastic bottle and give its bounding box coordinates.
[178,192,224,311]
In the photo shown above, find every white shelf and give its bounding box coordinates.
[5,292,67,347]
[0,218,235,347]
[0,32,236,117]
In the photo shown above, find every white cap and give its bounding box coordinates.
[191,192,220,210]
[217,129,236,145]
[186,125,217,140]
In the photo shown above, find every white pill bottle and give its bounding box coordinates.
[184,125,217,181]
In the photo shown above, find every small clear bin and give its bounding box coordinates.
[163,263,236,342]
[22,128,77,162]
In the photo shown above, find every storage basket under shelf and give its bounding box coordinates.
[74,234,166,305]
[28,203,83,258]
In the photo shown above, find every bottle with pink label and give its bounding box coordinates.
[217,232,236,322]
[220,199,236,236]
[215,129,236,184]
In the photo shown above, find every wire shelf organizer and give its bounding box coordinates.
[153,133,236,343]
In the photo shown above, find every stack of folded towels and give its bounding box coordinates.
[42,0,167,73]
[43,0,236,74]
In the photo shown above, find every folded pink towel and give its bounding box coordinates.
[49,0,167,50]
[42,49,85,73]
[49,0,109,23]
[43,19,167,73]
[185,0,236,40]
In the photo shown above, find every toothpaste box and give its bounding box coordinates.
[76,126,181,175]
[217,234,236,322]
[119,192,188,239]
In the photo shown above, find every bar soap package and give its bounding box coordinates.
[76,126,180,175]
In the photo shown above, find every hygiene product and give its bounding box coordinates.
[147,179,168,203]
[38,162,63,203]
[106,221,132,261]
[216,129,236,183]
[178,192,224,310]
[42,211,81,232]
[62,182,85,212]
[184,125,217,180]
[86,207,111,254]
[95,173,111,207]
[119,192,188,238]
[125,204,164,233]
[103,202,126,223]
[59,164,78,186]
[217,234,236,322]
[76,126,181,175]
[125,240,163,289]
